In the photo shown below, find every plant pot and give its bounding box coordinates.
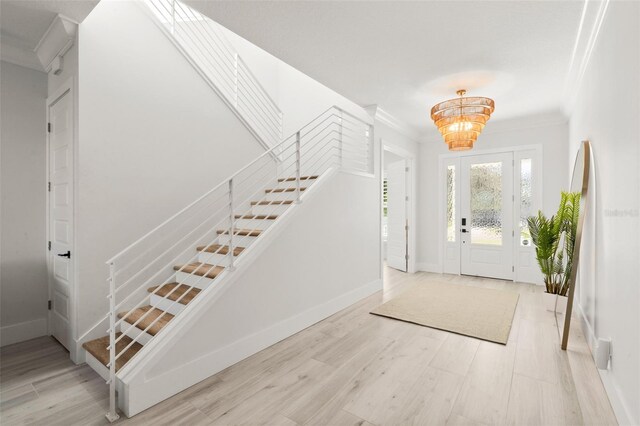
[543,292,558,312]
[555,295,568,314]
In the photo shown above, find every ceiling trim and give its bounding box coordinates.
[0,40,44,71]
[563,0,611,115]
[364,105,420,141]
[34,14,77,73]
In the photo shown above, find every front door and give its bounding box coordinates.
[386,159,408,272]
[48,89,74,350]
[460,152,514,280]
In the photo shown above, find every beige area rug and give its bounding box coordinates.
[371,281,519,344]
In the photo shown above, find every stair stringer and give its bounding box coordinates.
[116,168,382,417]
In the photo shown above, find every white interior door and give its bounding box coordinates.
[460,152,514,280]
[48,89,74,350]
[386,160,407,272]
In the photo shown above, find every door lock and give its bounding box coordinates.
[57,251,71,259]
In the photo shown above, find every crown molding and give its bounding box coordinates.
[0,37,44,72]
[364,104,420,142]
[563,0,611,115]
[34,14,77,73]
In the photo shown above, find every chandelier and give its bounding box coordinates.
[430,89,495,151]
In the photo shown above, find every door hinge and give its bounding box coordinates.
[405,224,409,231]
[405,167,409,172]
[512,230,514,237]
[405,195,409,201]
[48,300,52,310]
[48,182,51,192]
[405,254,410,260]
[47,122,51,133]
[512,266,515,272]
[48,241,51,251]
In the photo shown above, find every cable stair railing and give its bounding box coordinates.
[86,106,373,421]
[143,0,283,150]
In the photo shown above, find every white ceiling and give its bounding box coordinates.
[0,0,99,70]
[185,0,585,136]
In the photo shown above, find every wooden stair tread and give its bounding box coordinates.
[234,214,278,220]
[196,244,244,256]
[216,229,262,236]
[278,175,318,182]
[174,263,225,279]
[265,187,307,193]
[148,283,201,305]
[82,333,142,372]
[251,200,293,206]
[118,305,173,336]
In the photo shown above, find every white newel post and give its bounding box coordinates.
[228,178,235,270]
[295,131,301,204]
[106,261,119,422]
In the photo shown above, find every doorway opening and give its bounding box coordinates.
[382,144,415,273]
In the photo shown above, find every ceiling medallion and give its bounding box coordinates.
[430,89,495,151]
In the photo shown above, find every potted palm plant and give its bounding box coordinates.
[527,192,580,312]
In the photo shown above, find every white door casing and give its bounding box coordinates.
[386,159,407,272]
[460,152,514,280]
[48,88,74,350]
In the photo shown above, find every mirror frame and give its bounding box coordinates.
[561,140,590,350]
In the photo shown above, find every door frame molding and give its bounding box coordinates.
[382,142,417,274]
[438,144,543,281]
[46,76,78,358]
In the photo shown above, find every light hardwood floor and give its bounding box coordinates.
[0,268,617,425]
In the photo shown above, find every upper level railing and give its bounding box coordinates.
[103,106,373,421]
[144,0,283,149]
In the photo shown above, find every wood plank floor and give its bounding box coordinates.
[0,268,617,425]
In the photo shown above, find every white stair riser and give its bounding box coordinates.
[119,320,153,345]
[174,271,216,289]
[217,233,259,246]
[264,191,302,202]
[150,293,186,316]
[277,179,316,189]
[235,218,276,230]
[197,251,235,266]
[251,204,291,216]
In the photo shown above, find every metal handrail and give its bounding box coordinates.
[145,0,283,149]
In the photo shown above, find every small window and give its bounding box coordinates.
[382,178,388,240]
[520,158,533,246]
[447,165,456,242]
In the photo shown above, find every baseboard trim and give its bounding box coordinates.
[576,303,637,425]
[0,318,48,347]
[416,262,441,273]
[123,278,382,417]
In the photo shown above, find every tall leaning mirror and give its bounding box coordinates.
[557,140,590,350]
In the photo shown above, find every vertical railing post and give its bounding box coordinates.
[295,131,301,204]
[368,124,374,174]
[234,54,239,107]
[106,262,119,423]
[228,178,235,271]
[171,0,176,35]
[339,110,344,168]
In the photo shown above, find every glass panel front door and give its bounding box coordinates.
[460,152,514,280]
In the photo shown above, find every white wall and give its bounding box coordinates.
[568,2,639,424]
[0,61,49,346]
[120,169,382,416]
[417,114,569,272]
[76,0,266,342]
[221,27,371,137]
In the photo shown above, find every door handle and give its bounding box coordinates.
[57,251,71,259]
[461,229,468,233]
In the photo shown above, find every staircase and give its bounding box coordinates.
[83,175,318,372]
[79,0,373,421]
[81,105,372,421]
